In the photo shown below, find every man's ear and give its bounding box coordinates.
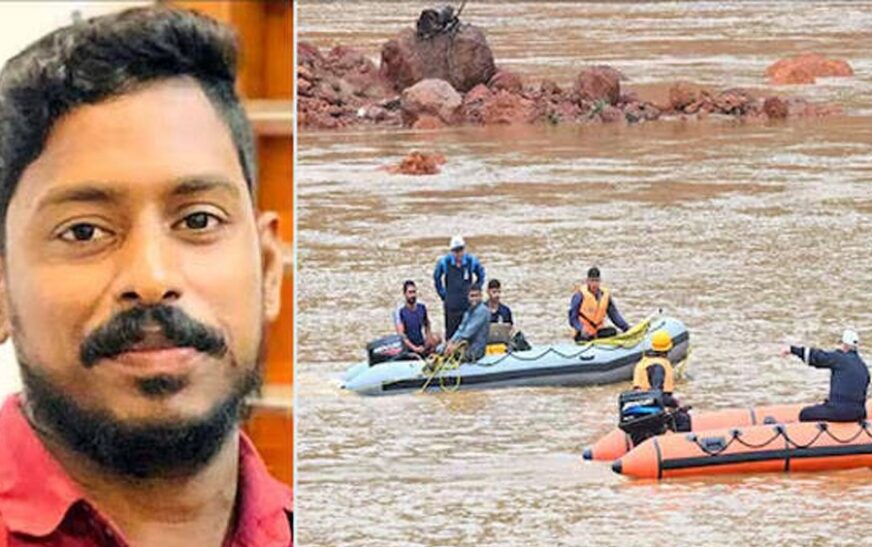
[257,211,284,322]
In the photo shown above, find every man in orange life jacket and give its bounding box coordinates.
[780,329,870,422]
[568,266,630,342]
[631,330,690,431]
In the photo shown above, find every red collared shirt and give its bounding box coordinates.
[0,395,292,547]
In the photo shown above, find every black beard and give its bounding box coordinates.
[17,339,265,480]
[406,297,417,305]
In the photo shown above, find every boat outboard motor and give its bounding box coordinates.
[416,1,466,39]
[618,390,673,446]
[366,334,411,366]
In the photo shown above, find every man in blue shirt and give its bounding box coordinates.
[487,279,513,326]
[780,329,870,422]
[433,235,485,339]
[394,280,440,356]
[444,283,490,363]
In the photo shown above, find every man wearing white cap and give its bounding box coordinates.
[433,235,485,339]
[780,329,870,422]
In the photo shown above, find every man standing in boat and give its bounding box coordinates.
[780,329,870,422]
[394,280,441,357]
[568,266,630,342]
[433,235,485,339]
[443,283,490,363]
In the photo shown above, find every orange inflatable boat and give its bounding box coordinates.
[613,418,872,479]
[583,402,816,461]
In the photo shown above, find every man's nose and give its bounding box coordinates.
[114,225,182,306]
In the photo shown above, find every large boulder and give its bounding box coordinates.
[380,26,496,93]
[766,53,853,85]
[575,66,621,105]
[400,79,463,126]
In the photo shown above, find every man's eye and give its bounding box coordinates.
[179,212,221,231]
[59,223,109,242]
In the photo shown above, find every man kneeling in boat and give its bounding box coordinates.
[780,329,870,422]
[631,330,691,431]
[442,283,490,362]
[568,266,630,342]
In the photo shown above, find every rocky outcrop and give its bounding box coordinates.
[766,53,853,85]
[380,26,496,93]
[297,41,398,129]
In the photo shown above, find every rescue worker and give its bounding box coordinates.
[568,266,630,342]
[434,235,485,339]
[443,283,490,363]
[631,330,690,431]
[780,329,870,422]
[394,280,441,357]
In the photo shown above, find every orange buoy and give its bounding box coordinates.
[614,419,872,479]
[583,401,872,461]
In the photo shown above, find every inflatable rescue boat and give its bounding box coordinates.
[588,401,872,479]
[342,316,688,396]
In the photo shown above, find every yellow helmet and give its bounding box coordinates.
[651,330,673,352]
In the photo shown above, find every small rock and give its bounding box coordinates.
[599,105,624,123]
[488,70,523,94]
[763,96,788,119]
[386,151,447,175]
[412,115,446,130]
[575,66,621,105]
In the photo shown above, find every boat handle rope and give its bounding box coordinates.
[476,318,665,369]
[685,420,872,456]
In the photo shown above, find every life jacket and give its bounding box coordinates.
[632,355,675,393]
[578,286,610,336]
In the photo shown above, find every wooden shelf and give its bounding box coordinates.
[245,99,293,136]
[282,243,293,274]
[247,384,292,410]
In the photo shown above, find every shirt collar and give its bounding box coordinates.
[232,432,294,545]
[0,394,85,536]
[0,394,292,543]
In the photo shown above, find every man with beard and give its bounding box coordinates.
[394,280,440,357]
[0,7,290,546]
[443,284,490,363]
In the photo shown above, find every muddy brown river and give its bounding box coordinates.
[296,2,872,545]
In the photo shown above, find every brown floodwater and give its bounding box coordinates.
[296,2,872,545]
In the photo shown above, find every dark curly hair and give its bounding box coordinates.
[0,6,256,250]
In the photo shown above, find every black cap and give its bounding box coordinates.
[587,266,600,279]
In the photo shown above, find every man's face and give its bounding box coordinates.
[587,278,600,292]
[404,285,417,305]
[487,286,500,304]
[451,248,464,262]
[468,289,482,307]
[3,79,283,430]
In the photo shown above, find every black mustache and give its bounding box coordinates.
[80,305,227,368]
